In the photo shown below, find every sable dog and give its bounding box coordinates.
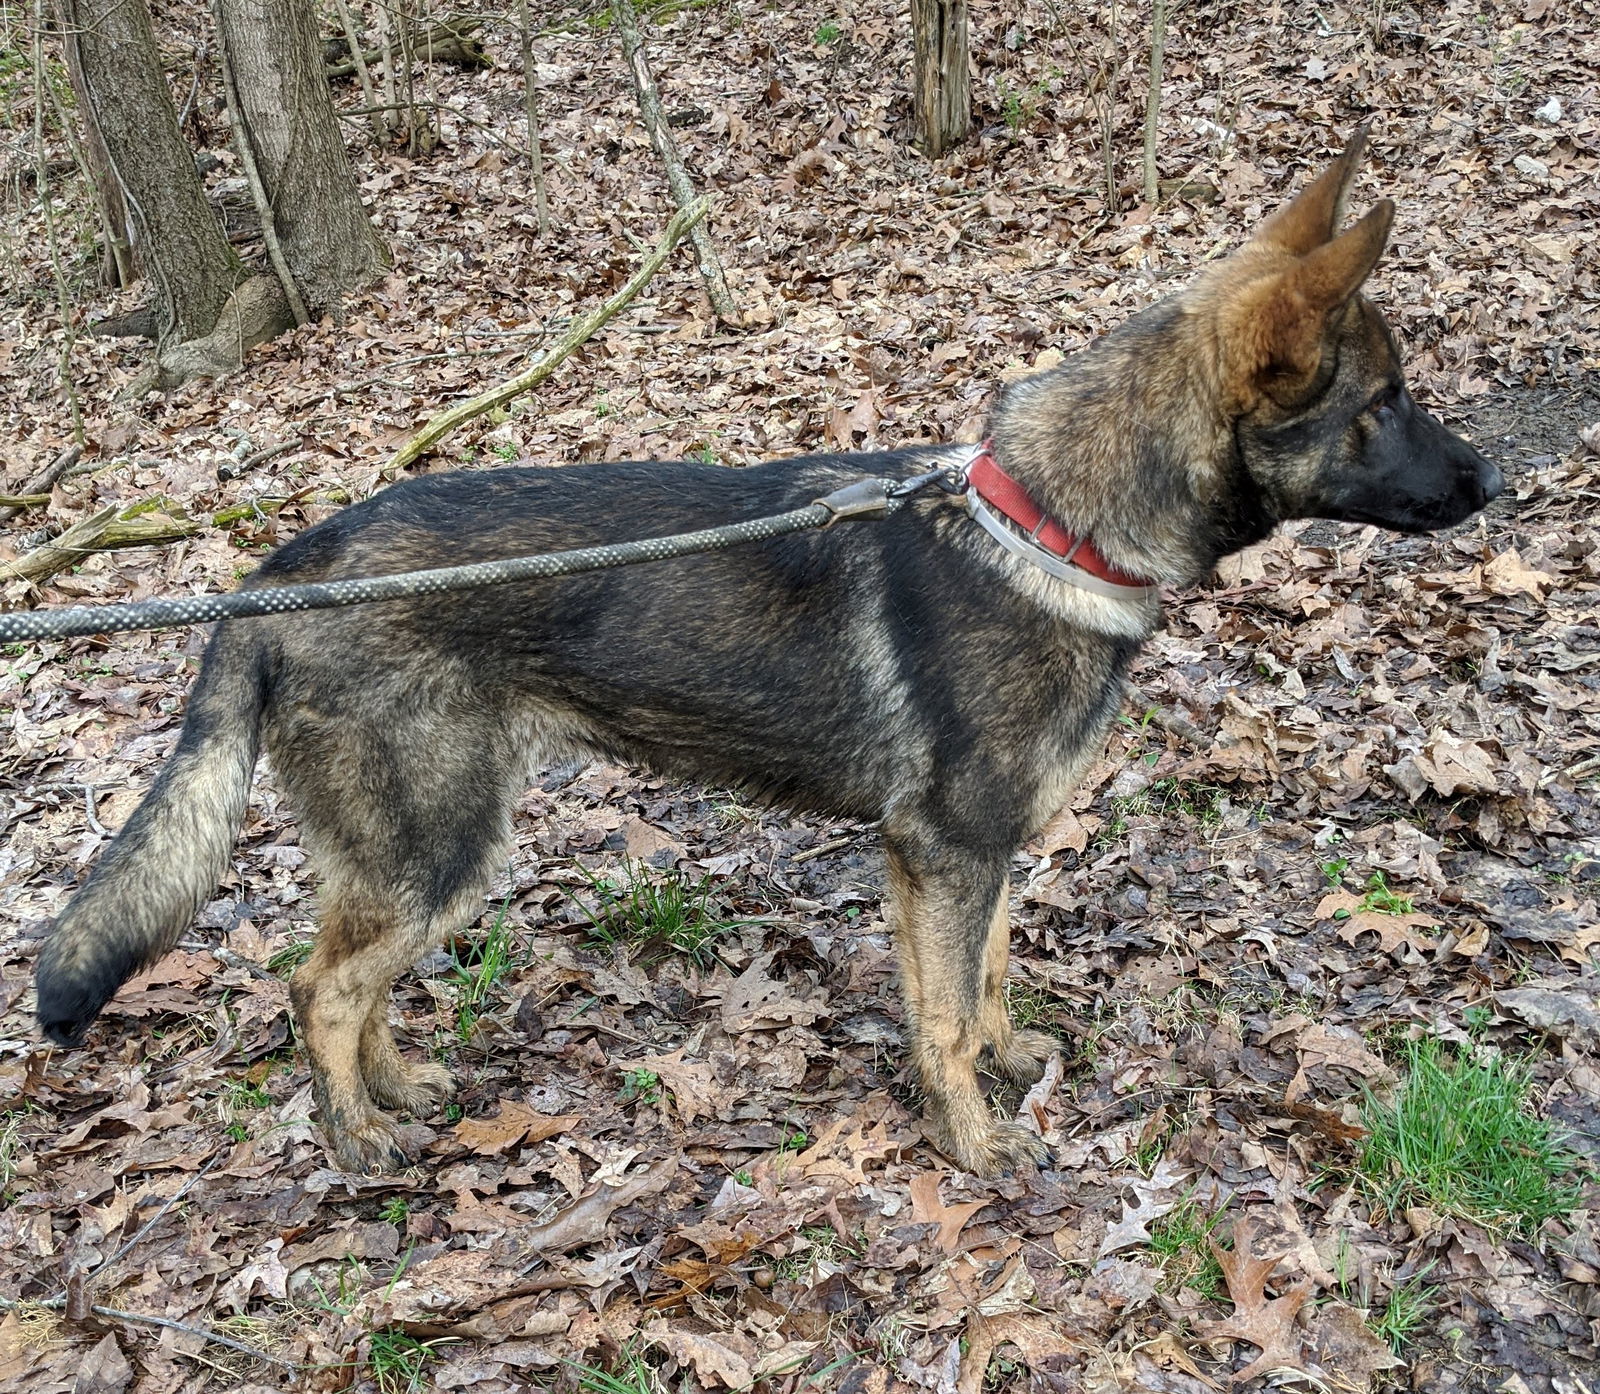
[36,130,1501,1175]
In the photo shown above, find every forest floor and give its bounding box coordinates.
[2,1,1600,1391]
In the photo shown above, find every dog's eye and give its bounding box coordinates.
[1367,385,1400,418]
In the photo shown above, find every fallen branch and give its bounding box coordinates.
[211,488,351,528]
[0,500,199,587]
[0,443,82,525]
[0,487,352,590]
[611,0,738,324]
[382,197,708,476]
[325,16,487,79]
[216,438,297,482]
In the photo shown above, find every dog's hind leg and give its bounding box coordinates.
[885,838,1050,1175]
[274,703,518,1172]
[976,892,1061,1088]
[360,994,455,1117]
[290,882,428,1173]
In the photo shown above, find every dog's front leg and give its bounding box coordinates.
[885,838,1051,1175]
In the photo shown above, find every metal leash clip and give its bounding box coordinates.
[814,477,895,524]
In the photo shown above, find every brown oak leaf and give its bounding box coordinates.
[1198,1217,1314,1386]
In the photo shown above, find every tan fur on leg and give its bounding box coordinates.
[975,892,1060,1087]
[360,996,456,1116]
[887,848,1048,1175]
[290,886,425,1173]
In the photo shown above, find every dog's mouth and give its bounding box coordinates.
[1324,489,1494,535]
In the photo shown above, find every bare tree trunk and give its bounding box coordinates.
[213,0,390,312]
[55,8,132,287]
[1142,0,1168,206]
[517,0,551,240]
[331,0,386,143]
[57,0,242,345]
[910,0,969,159]
[611,0,737,324]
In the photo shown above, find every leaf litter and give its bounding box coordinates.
[3,0,1600,1391]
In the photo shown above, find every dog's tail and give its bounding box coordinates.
[36,627,268,1045]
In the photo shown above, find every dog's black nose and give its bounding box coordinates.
[1479,458,1505,505]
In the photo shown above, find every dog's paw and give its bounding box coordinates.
[328,1113,413,1175]
[367,1059,456,1116]
[982,1028,1062,1087]
[944,1119,1051,1176]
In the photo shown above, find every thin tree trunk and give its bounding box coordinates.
[611,0,737,324]
[1142,0,1168,206]
[517,0,550,239]
[57,0,242,345]
[331,0,386,143]
[213,0,390,312]
[1100,0,1120,212]
[375,1,399,132]
[54,7,132,287]
[213,2,309,327]
[910,0,969,159]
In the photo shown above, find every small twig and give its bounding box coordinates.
[518,0,551,239]
[337,99,527,159]
[0,443,79,524]
[216,438,296,483]
[331,341,542,395]
[92,1147,227,1280]
[82,784,107,837]
[792,836,855,864]
[1141,0,1168,206]
[33,0,84,442]
[382,197,708,475]
[332,0,386,143]
[611,0,737,324]
[0,1149,290,1369]
[90,1305,295,1368]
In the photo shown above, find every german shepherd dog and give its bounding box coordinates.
[36,130,1501,1175]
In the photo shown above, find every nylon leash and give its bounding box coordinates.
[0,472,959,646]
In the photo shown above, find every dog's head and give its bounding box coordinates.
[1207,126,1503,533]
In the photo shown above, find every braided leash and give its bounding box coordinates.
[0,472,959,645]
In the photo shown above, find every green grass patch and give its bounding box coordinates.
[369,1329,449,1394]
[0,1108,32,1204]
[216,1077,272,1142]
[1003,979,1063,1029]
[1106,777,1231,839]
[448,897,519,1038]
[565,1348,660,1394]
[267,936,315,976]
[1338,870,1414,917]
[1372,1270,1436,1352]
[574,861,744,966]
[1146,1199,1227,1299]
[1355,1037,1583,1237]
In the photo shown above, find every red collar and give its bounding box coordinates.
[965,441,1155,591]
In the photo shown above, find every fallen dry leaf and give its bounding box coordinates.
[1198,1217,1315,1386]
[454,1102,580,1155]
[1316,891,1441,956]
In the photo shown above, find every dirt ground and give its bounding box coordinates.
[2,1,1599,1391]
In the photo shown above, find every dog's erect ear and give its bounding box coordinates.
[1252,123,1372,254]
[1226,199,1395,402]
[1293,198,1394,311]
